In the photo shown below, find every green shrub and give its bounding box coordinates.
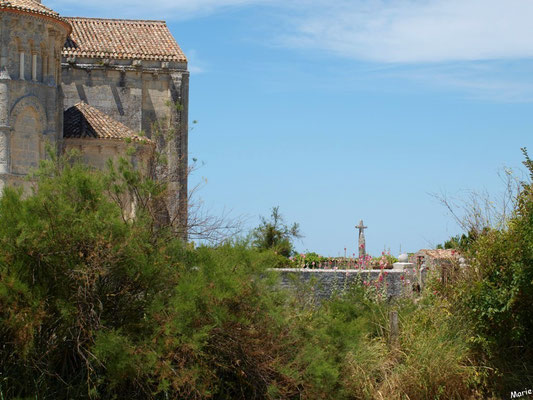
[0,153,494,400]
[447,149,533,394]
[283,286,482,400]
[0,157,303,399]
[251,207,302,257]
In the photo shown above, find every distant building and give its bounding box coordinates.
[412,249,461,284]
[0,0,189,237]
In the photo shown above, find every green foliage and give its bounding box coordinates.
[437,230,478,251]
[285,253,398,269]
[0,156,302,399]
[448,148,533,394]
[289,252,329,268]
[251,206,302,257]
[0,152,510,400]
[287,288,480,400]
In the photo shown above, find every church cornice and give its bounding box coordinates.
[0,7,72,35]
[61,62,188,75]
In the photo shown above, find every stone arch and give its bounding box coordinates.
[14,37,23,52]
[13,37,25,80]
[9,97,46,175]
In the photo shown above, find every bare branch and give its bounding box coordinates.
[431,166,522,235]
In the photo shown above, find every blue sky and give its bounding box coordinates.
[49,0,532,256]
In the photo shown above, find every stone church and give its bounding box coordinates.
[0,0,189,235]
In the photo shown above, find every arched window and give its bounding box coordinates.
[15,38,24,80]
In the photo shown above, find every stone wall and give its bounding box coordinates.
[61,60,189,237]
[271,268,425,301]
[0,10,69,191]
[63,137,153,219]
[63,138,152,173]
[1,12,67,85]
[61,60,188,140]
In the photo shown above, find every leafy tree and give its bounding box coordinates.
[251,206,302,257]
[436,230,479,251]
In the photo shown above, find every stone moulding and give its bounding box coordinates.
[9,94,48,125]
[0,7,72,36]
[61,62,188,74]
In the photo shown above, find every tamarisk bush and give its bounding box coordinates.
[0,155,302,399]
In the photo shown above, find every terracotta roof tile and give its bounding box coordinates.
[0,0,59,17]
[64,102,153,144]
[417,249,459,259]
[63,17,187,62]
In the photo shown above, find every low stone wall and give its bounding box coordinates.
[271,268,424,301]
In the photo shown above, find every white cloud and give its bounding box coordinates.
[49,0,533,63]
[281,0,533,63]
[45,0,533,100]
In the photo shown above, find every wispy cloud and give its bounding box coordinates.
[46,0,533,101]
[49,0,533,63]
[271,0,533,101]
[280,0,533,63]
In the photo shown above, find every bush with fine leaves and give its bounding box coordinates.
[0,156,303,399]
[0,154,491,400]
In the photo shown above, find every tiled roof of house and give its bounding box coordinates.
[63,17,187,62]
[417,249,459,259]
[64,102,153,144]
[0,0,67,22]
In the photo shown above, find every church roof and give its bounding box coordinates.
[0,0,68,26]
[64,102,153,144]
[62,17,187,62]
